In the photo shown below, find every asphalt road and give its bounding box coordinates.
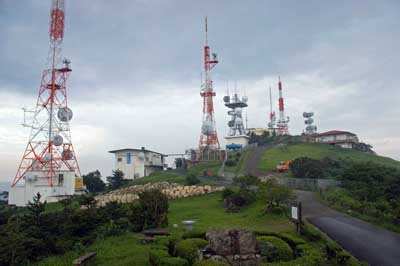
[296,190,400,266]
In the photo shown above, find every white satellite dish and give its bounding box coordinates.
[57,107,73,122]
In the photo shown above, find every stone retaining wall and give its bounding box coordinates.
[94,182,224,206]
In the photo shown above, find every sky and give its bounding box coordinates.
[0,0,399,182]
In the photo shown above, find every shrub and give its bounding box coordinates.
[176,238,208,265]
[221,188,235,199]
[159,257,188,266]
[289,157,324,179]
[156,235,180,256]
[182,230,206,240]
[225,160,237,167]
[149,248,170,266]
[300,224,323,241]
[139,189,169,228]
[186,174,200,185]
[193,260,230,266]
[257,236,293,262]
[127,202,145,232]
[260,180,293,214]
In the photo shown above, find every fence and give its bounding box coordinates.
[259,176,341,191]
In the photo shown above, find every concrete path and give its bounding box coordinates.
[296,190,400,266]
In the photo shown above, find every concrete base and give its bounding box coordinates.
[225,135,250,149]
[8,170,77,206]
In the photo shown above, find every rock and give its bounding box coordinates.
[204,228,261,266]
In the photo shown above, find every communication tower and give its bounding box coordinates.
[303,112,317,134]
[276,77,290,136]
[9,0,82,206]
[198,17,222,160]
[223,89,248,136]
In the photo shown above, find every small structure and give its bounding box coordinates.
[223,91,249,149]
[248,127,273,136]
[314,130,359,149]
[303,112,317,134]
[109,147,166,179]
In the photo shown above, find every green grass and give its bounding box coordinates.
[124,172,186,186]
[168,192,293,233]
[187,161,222,177]
[224,150,249,175]
[258,143,400,172]
[39,233,150,266]
[38,192,293,266]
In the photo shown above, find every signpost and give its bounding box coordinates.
[291,201,302,235]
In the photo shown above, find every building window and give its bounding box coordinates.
[117,157,123,162]
[127,152,131,164]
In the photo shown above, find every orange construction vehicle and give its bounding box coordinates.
[276,160,292,173]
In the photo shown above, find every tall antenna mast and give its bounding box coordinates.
[268,85,276,129]
[10,0,82,206]
[198,16,221,161]
[276,77,290,135]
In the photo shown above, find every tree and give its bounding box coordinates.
[26,193,46,227]
[260,179,293,214]
[289,157,324,179]
[83,170,106,193]
[186,173,200,185]
[106,170,126,190]
[139,189,169,228]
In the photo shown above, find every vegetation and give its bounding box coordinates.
[139,190,169,228]
[257,236,293,262]
[260,179,294,215]
[224,150,249,175]
[186,174,201,185]
[187,161,222,177]
[321,162,400,232]
[106,170,126,190]
[125,172,186,186]
[175,238,208,265]
[82,170,106,193]
[258,143,400,172]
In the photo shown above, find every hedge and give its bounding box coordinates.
[257,236,293,262]
[182,230,207,240]
[193,260,230,266]
[176,238,208,265]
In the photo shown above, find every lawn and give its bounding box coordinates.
[38,192,293,266]
[124,172,186,186]
[258,143,400,172]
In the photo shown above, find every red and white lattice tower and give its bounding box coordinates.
[11,0,81,199]
[197,17,222,161]
[276,77,290,136]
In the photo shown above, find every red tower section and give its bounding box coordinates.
[12,0,81,188]
[198,17,222,161]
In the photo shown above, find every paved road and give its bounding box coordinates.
[296,190,400,266]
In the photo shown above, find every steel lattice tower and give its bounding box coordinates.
[197,17,221,161]
[12,0,81,188]
[276,77,290,136]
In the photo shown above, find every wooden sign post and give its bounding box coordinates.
[291,201,302,235]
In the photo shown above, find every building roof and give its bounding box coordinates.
[108,148,166,156]
[315,130,356,137]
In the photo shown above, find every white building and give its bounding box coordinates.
[314,130,359,149]
[8,170,78,206]
[109,147,167,179]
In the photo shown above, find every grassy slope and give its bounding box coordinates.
[38,193,293,266]
[224,149,249,175]
[124,172,186,186]
[187,161,222,176]
[258,143,400,172]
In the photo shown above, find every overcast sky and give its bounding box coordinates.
[0,0,399,182]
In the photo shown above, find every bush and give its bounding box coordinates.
[139,189,169,228]
[182,230,206,240]
[257,236,293,262]
[176,238,208,265]
[186,174,200,185]
[221,188,235,199]
[159,257,188,266]
[289,157,324,179]
[300,224,323,241]
[193,260,230,266]
[127,202,145,232]
[225,160,237,167]
[149,248,170,266]
[156,235,180,256]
